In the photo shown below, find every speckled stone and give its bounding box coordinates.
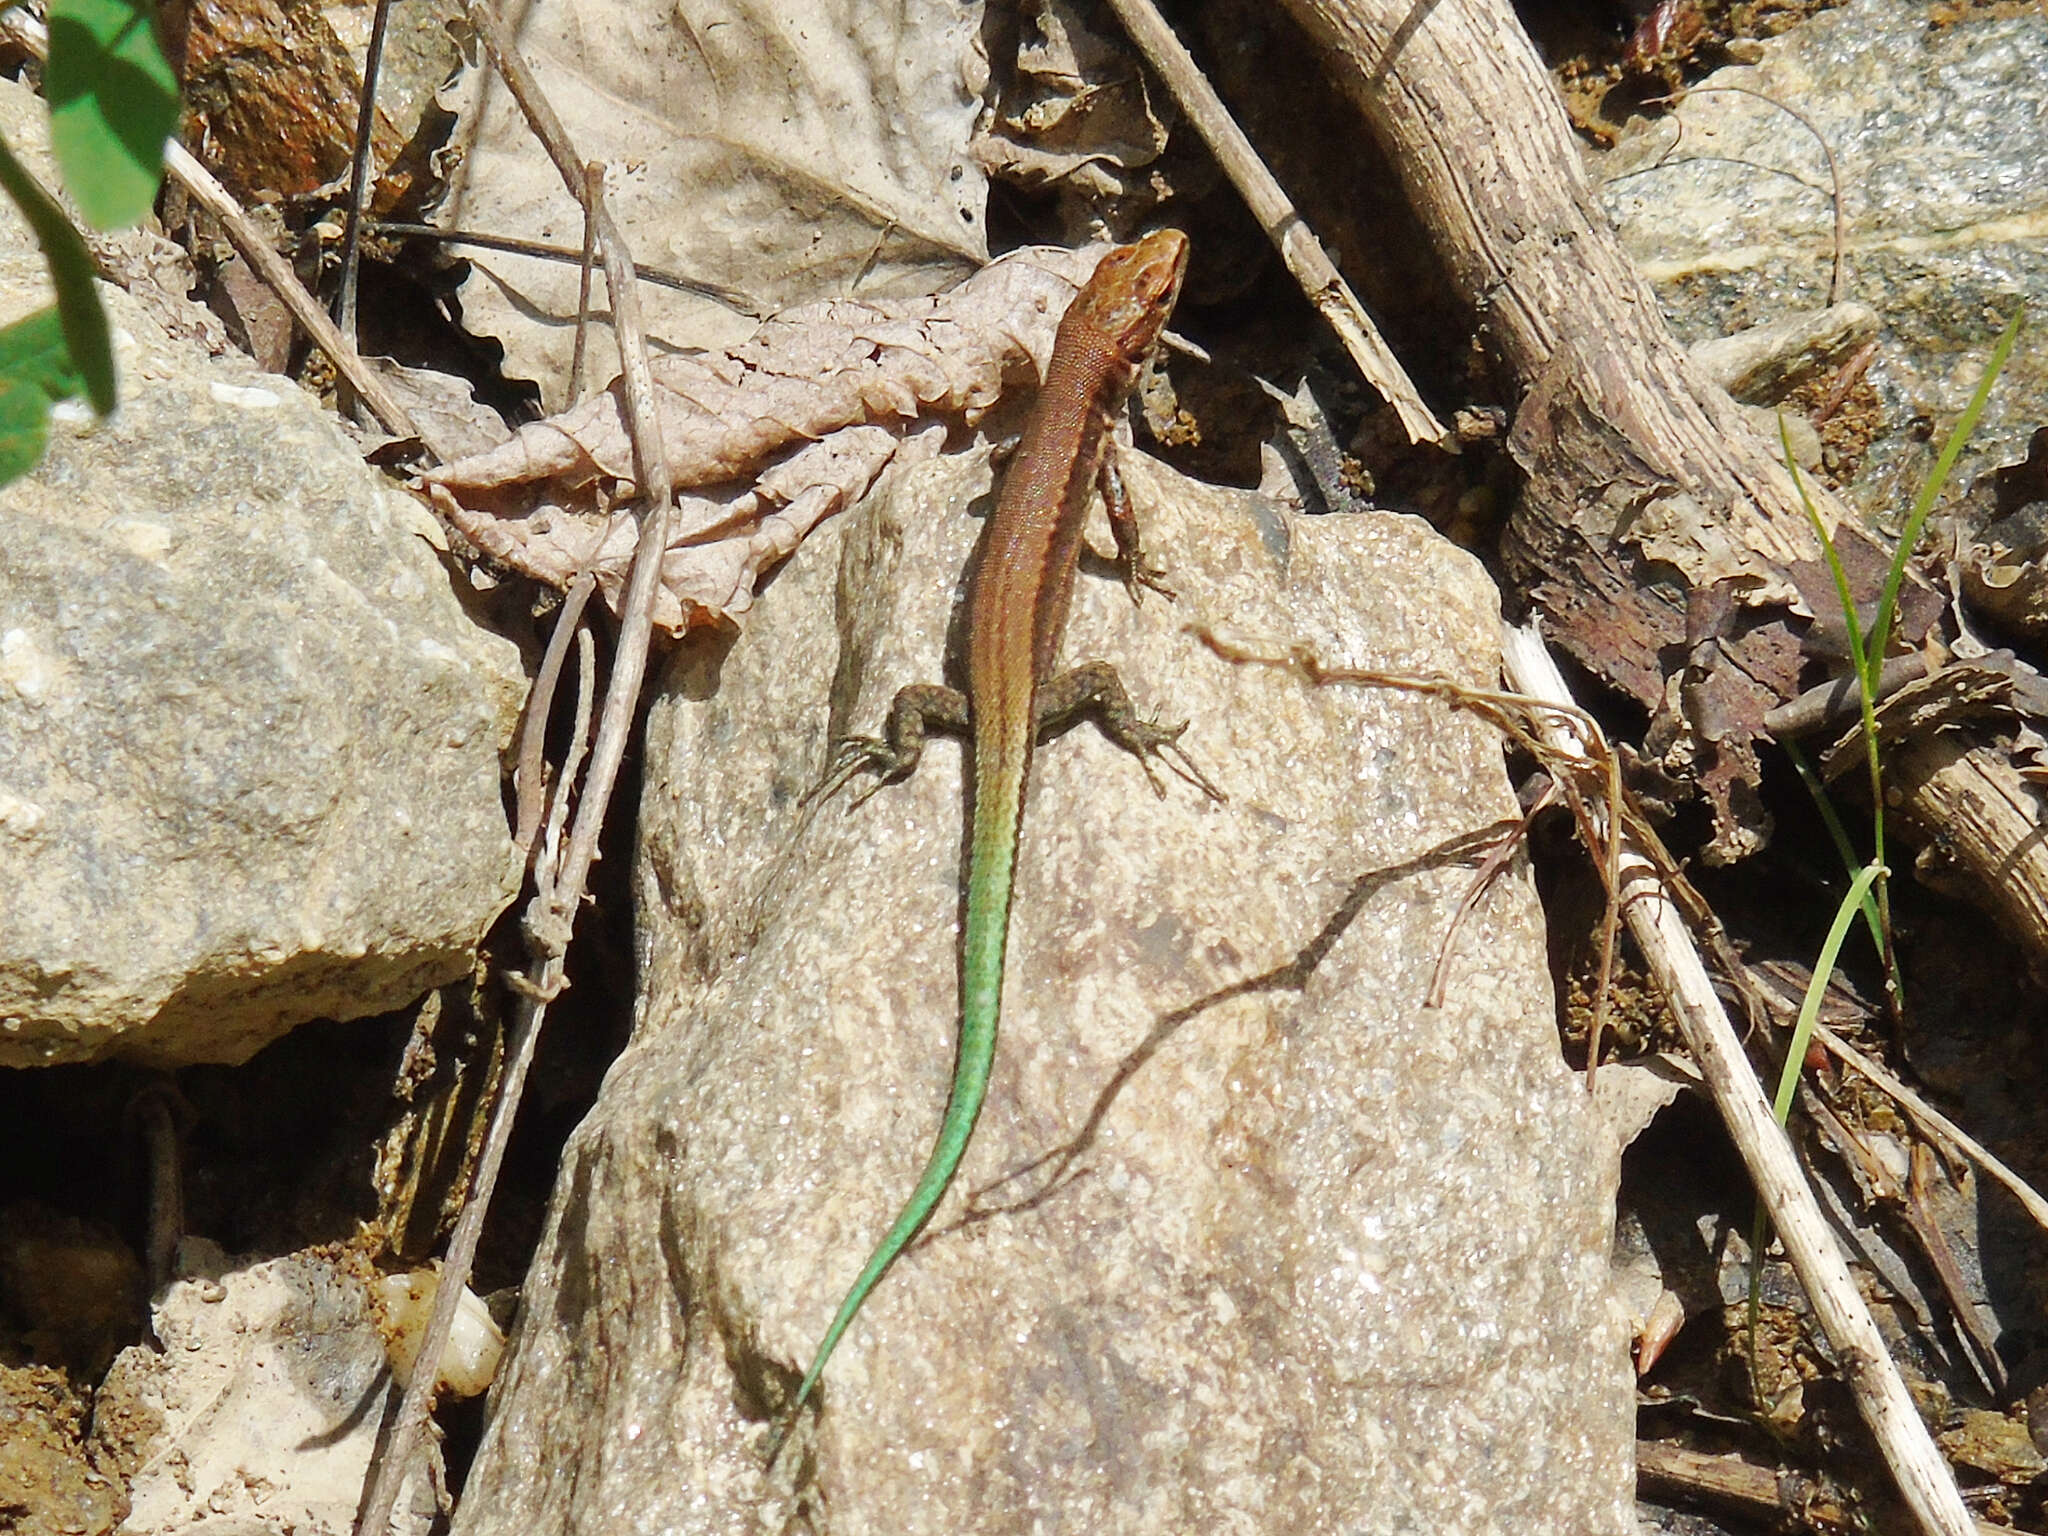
[0,76,524,1065]
[457,449,1634,1535]
[1595,0,2048,515]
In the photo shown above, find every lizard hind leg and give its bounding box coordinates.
[1035,659,1226,803]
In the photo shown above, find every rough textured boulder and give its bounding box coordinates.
[1597,0,2048,507]
[0,79,525,1065]
[457,451,1634,1534]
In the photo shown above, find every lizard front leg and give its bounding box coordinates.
[1033,660,1225,803]
[813,664,1222,809]
[1100,457,1176,605]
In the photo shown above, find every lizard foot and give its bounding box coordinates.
[803,735,912,812]
[1103,712,1227,803]
[1121,557,1177,607]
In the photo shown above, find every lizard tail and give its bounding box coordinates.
[768,754,1023,1463]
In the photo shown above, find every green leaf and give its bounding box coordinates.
[0,307,89,486]
[46,0,179,231]
[0,135,114,413]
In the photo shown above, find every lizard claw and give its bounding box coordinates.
[803,737,880,809]
[804,735,913,812]
[1110,714,1226,803]
[1120,558,1177,608]
[1159,736,1227,803]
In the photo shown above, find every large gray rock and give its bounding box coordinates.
[457,450,1634,1533]
[0,86,524,1064]
[1595,0,2048,514]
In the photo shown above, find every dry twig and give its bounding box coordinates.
[1191,626,1627,1084]
[1816,1023,2048,1239]
[1638,82,1847,307]
[1200,617,2002,1533]
[160,141,441,451]
[333,0,396,352]
[1638,1440,2014,1535]
[568,162,603,405]
[512,572,598,856]
[365,220,760,310]
[352,2,677,1529]
[1097,0,1446,446]
[1499,622,1976,1536]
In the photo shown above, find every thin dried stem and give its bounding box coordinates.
[1816,337,1879,425]
[568,162,603,404]
[1096,0,1446,446]
[355,979,556,1533]
[1637,81,1846,308]
[1684,84,1846,307]
[1816,1022,2048,1239]
[158,139,438,452]
[172,162,421,443]
[1426,796,1541,1008]
[1191,625,1626,1084]
[333,0,395,351]
[513,573,597,856]
[353,5,676,1531]
[1499,623,1975,1536]
[365,221,761,311]
[541,627,599,880]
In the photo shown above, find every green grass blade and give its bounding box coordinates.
[1867,310,2022,665]
[0,134,113,414]
[45,0,178,231]
[1780,414,1894,990]
[1782,740,1885,955]
[1773,860,1884,1125]
[0,306,88,484]
[1781,414,1867,685]
[1747,855,1885,1397]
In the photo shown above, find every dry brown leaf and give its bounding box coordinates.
[432,0,989,405]
[422,243,1106,634]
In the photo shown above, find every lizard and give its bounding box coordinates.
[766,228,1222,1463]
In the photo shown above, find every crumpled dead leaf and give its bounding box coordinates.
[975,0,1172,211]
[432,0,989,403]
[1960,425,2048,637]
[422,243,1107,634]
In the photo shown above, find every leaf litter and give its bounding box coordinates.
[421,242,1106,634]
[431,0,990,403]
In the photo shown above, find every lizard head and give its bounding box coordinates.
[1066,228,1190,358]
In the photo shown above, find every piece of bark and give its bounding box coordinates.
[1687,302,1879,403]
[1266,0,1888,864]
[1261,0,2048,969]
[1887,732,2048,966]
[1808,654,2048,778]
